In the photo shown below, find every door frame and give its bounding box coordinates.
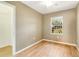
[0,2,16,55]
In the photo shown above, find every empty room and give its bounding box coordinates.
[0,1,79,57]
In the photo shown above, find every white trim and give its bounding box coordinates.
[0,44,12,48]
[11,3,16,56]
[16,39,43,55]
[0,39,12,48]
[42,39,77,47]
[43,39,79,54]
[0,2,16,56]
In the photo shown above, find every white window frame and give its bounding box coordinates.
[50,16,63,35]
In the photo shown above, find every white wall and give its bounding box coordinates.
[0,3,12,47]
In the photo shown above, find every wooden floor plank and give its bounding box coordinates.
[16,41,79,57]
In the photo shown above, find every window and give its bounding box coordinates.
[51,16,63,35]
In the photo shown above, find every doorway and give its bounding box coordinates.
[0,2,16,56]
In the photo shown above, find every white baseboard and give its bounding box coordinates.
[42,39,77,47]
[0,40,12,48]
[16,39,43,55]
[0,44,12,48]
[43,39,79,53]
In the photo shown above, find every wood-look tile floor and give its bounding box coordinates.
[16,41,79,57]
[0,45,12,57]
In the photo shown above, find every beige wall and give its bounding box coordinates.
[77,3,79,46]
[8,2,43,51]
[7,1,77,51]
[43,9,77,44]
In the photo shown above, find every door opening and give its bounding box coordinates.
[0,2,16,56]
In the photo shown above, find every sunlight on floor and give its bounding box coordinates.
[0,45,12,57]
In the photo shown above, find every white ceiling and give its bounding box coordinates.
[22,1,79,14]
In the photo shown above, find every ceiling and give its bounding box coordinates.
[22,1,79,14]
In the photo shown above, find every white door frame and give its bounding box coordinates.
[0,2,16,55]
